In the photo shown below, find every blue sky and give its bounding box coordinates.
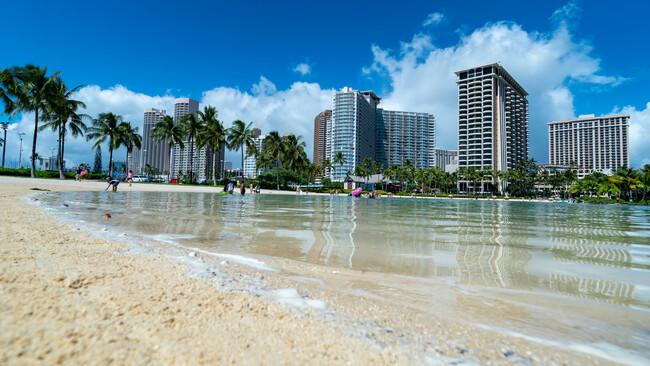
[2,0,649,169]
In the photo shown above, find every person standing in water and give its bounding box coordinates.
[240,180,246,195]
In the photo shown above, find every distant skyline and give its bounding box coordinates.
[1,0,648,169]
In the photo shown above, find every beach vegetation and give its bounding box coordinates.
[226,120,256,177]
[86,113,131,177]
[179,113,204,182]
[197,106,226,186]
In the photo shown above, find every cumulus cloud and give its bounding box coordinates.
[2,86,176,169]
[293,63,311,76]
[423,12,444,26]
[202,79,334,164]
[365,14,630,164]
[616,103,650,167]
[2,79,333,169]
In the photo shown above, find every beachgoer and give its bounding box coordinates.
[249,183,254,194]
[75,166,81,181]
[127,170,133,187]
[255,185,260,194]
[240,181,246,195]
[296,186,300,195]
[105,177,120,192]
[228,182,234,194]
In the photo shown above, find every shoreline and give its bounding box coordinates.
[0,177,637,364]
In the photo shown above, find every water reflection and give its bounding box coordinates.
[43,191,650,308]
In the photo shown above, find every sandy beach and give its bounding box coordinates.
[0,176,625,365]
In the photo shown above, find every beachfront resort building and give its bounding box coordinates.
[548,114,629,177]
[171,98,224,181]
[136,108,169,175]
[434,149,458,173]
[313,110,331,167]
[375,109,436,169]
[243,127,266,179]
[325,87,436,181]
[455,63,529,192]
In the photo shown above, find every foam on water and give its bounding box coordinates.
[268,288,327,310]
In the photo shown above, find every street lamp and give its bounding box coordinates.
[18,132,25,169]
[1,122,8,168]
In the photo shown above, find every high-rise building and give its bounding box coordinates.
[325,87,436,181]
[243,127,266,178]
[548,114,629,177]
[313,110,331,167]
[434,149,458,172]
[376,109,435,169]
[171,98,218,181]
[138,108,169,175]
[455,63,529,190]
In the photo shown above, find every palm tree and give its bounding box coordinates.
[281,134,308,172]
[118,122,142,174]
[333,151,346,180]
[226,120,255,175]
[262,131,283,190]
[196,106,226,186]
[39,78,88,179]
[180,113,204,182]
[320,158,332,177]
[5,65,61,177]
[86,112,125,176]
[152,115,185,177]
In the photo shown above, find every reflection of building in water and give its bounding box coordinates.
[454,202,533,288]
[550,245,633,267]
[548,273,635,305]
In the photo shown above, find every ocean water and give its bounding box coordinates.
[39,190,650,361]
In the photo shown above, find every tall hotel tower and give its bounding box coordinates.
[327,87,380,182]
[455,63,529,189]
[243,126,266,178]
[548,114,629,176]
[324,87,436,181]
[171,98,211,180]
[313,110,331,167]
[140,108,169,175]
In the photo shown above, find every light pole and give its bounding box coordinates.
[1,122,8,168]
[18,132,25,169]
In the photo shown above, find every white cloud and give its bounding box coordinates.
[293,63,311,76]
[2,79,334,170]
[365,15,632,164]
[616,103,650,167]
[202,78,334,165]
[423,12,445,26]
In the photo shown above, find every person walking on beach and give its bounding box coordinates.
[75,166,82,181]
[127,170,133,187]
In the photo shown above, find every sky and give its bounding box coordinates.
[1,0,649,170]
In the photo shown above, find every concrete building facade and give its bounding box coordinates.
[434,148,458,172]
[376,109,435,169]
[243,127,266,178]
[326,87,435,181]
[548,114,629,177]
[455,63,529,191]
[170,98,215,181]
[313,110,331,167]
[138,108,169,175]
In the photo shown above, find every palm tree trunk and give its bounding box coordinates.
[109,146,114,177]
[276,160,280,190]
[189,136,194,182]
[58,122,64,179]
[31,109,39,178]
[60,133,66,180]
[212,150,217,186]
[241,148,244,178]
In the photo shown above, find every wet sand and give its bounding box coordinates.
[0,177,623,364]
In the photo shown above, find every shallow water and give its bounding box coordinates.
[40,191,650,360]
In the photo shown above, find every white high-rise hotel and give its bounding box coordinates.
[171,98,224,181]
[243,126,266,178]
[455,63,529,190]
[326,87,435,181]
[548,114,629,176]
[141,108,169,174]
